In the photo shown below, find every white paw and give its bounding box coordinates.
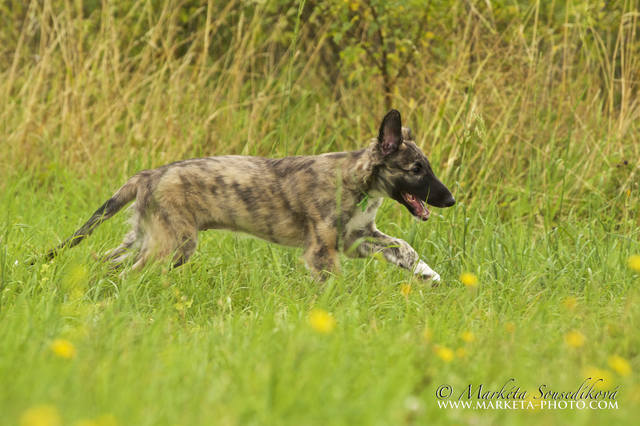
[414,260,440,282]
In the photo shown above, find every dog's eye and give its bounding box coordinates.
[411,164,422,174]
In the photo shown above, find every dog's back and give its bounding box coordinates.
[141,153,365,246]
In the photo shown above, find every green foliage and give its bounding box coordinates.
[310,0,435,108]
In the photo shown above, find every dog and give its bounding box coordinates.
[42,110,455,280]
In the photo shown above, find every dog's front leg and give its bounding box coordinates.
[346,230,440,282]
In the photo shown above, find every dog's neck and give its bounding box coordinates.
[343,141,384,192]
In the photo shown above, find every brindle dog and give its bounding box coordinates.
[43,110,455,280]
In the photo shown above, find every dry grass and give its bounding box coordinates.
[1,2,638,210]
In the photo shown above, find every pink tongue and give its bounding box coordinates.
[404,194,430,220]
[415,202,430,219]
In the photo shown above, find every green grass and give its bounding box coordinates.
[1,168,638,425]
[1,1,639,424]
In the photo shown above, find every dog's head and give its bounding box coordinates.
[372,109,455,220]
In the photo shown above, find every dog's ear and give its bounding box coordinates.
[378,109,402,156]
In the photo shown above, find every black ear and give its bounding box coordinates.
[377,110,402,156]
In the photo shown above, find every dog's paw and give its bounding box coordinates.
[414,260,440,282]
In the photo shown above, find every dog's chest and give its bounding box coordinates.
[345,198,382,234]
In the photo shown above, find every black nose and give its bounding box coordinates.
[427,195,456,208]
[443,196,455,207]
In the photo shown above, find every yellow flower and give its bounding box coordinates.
[461,331,475,343]
[174,297,193,313]
[308,308,336,334]
[608,355,631,377]
[73,414,118,426]
[425,31,435,40]
[20,404,61,426]
[434,345,454,362]
[562,296,577,310]
[422,326,432,343]
[583,367,614,390]
[63,264,88,291]
[564,330,585,348]
[628,255,640,272]
[400,284,411,297]
[97,415,118,426]
[523,392,540,410]
[50,338,76,359]
[459,273,478,287]
[606,323,620,336]
[504,322,516,333]
[74,420,98,426]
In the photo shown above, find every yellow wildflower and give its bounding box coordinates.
[73,420,98,426]
[564,330,585,348]
[20,404,61,426]
[628,255,640,272]
[606,323,620,336]
[562,296,577,310]
[96,414,118,426]
[309,308,336,334]
[174,297,193,313]
[50,339,76,359]
[608,355,631,377]
[63,264,88,291]
[73,414,118,426]
[504,322,516,333]
[461,331,475,343]
[523,392,540,410]
[400,284,411,297]
[459,273,478,287]
[583,367,614,390]
[421,326,432,343]
[434,345,454,362]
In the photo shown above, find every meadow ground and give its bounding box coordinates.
[2,171,639,425]
[1,1,639,425]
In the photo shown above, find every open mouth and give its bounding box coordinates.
[402,192,430,221]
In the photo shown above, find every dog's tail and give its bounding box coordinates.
[43,175,142,261]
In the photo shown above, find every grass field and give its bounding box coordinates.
[1,1,639,425]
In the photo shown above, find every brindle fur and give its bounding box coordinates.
[43,110,455,280]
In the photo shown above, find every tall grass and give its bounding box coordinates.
[2,1,638,202]
[0,1,639,425]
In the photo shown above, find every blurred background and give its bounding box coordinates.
[0,0,638,222]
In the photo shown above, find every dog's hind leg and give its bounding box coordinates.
[171,234,198,268]
[130,232,163,272]
[129,210,198,271]
[104,230,139,264]
[131,250,152,271]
